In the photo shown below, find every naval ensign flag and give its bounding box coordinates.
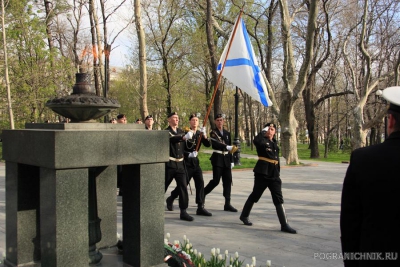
[217,17,273,107]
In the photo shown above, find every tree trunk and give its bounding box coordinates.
[279,102,299,164]
[2,0,14,129]
[303,82,319,158]
[134,0,148,118]
[205,0,221,118]
[278,0,318,164]
[352,105,367,149]
[44,0,54,67]
[88,0,101,96]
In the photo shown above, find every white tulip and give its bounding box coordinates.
[266,260,271,267]
[211,248,215,256]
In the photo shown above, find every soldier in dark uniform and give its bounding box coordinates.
[166,113,212,216]
[239,123,296,234]
[144,114,154,130]
[204,113,238,212]
[165,112,194,221]
[341,86,400,266]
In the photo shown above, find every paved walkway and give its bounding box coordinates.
[0,156,349,267]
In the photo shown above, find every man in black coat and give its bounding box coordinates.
[239,123,296,234]
[166,113,212,216]
[340,86,400,266]
[165,112,195,221]
[204,113,238,212]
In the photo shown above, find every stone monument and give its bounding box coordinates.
[2,71,168,266]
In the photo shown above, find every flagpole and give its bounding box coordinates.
[195,9,244,152]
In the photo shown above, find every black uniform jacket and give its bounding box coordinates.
[166,126,185,169]
[184,130,211,168]
[209,128,233,168]
[340,131,400,266]
[253,131,280,178]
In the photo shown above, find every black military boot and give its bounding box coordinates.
[196,204,212,216]
[276,204,297,234]
[239,199,254,226]
[224,198,238,212]
[166,196,174,211]
[180,209,194,221]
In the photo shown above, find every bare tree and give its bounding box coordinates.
[134,0,148,119]
[98,0,130,98]
[88,0,102,96]
[278,0,318,164]
[343,0,400,149]
[1,0,14,129]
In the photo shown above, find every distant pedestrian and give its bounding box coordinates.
[116,114,127,196]
[117,114,127,124]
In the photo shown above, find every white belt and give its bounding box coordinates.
[169,157,184,162]
[213,150,229,155]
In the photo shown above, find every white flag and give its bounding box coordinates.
[217,17,273,107]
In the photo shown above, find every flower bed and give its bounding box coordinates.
[163,233,274,267]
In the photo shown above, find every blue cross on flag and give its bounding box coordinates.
[217,17,273,107]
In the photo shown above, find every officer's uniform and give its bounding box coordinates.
[239,123,296,234]
[204,123,237,212]
[341,87,400,266]
[167,128,212,216]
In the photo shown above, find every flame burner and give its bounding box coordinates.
[46,72,120,122]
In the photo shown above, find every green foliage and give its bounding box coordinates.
[342,138,352,153]
[1,0,75,127]
[328,136,338,153]
[298,130,307,144]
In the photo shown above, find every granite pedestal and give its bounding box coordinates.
[2,123,168,267]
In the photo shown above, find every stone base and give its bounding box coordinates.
[3,124,168,267]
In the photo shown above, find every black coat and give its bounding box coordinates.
[183,130,211,169]
[209,128,233,168]
[252,131,280,178]
[340,131,400,266]
[166,126,185,169]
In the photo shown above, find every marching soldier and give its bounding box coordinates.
[166,113,212,216]
[239,123,296,234]
[165,112,194,221]
[204,113,238,212]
